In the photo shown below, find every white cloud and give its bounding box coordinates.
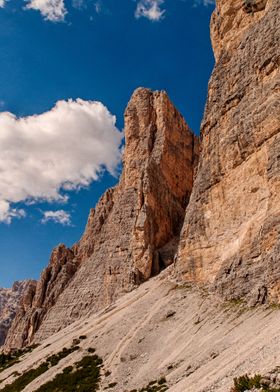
[94,0,102,14]
[192,0,215,6]
[25,0,67,22]
[135,0,165,22]
[0,0,5,8]
[72,0,84,10]
[0,98,123,224]
[0,201,26,225]
[41,210,71,225]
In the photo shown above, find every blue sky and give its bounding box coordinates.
[0,0,215,287]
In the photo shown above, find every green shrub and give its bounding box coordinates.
[0,346,38,373]
[231,374,262,392]
[130,377,168,392]
[107,382,117,388]
[0,345,79,392]
[34,354,103,392]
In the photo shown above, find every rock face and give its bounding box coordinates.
[176,0,280,305]
[0,281,32,346]
[4,245,78,349]
[5,88,198,348]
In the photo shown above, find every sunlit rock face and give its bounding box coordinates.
[5,88,198,349]
[176,0,280,305]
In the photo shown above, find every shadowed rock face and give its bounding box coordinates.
[5,88,198,349]
[243,0,267,14]
[176,0,280,305]
[0,281,33,346]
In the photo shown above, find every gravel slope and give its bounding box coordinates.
[0,270,279,392]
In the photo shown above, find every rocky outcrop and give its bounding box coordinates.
[0,281,32,346]
[176,0,280,305]
[4,245,77,349]
[5,88,198,348]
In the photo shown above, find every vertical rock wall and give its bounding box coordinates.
[5,88,198,348]
[176,0,280,305]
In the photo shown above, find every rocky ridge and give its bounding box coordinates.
[0,281,32,346]
[4,88,198,349]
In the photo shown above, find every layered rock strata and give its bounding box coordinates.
[4,245,78,349]
[5,88,198,348]
[176,0,280,305]
[0,281,32,346]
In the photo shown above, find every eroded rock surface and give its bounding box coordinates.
[5,88,198,348]
[33,88,198,342]
[0,281,32,346]
[176,0,280,305]
[4,245,78,349]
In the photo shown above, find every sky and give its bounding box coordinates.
[0,0,215,288]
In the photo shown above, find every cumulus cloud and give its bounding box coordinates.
[0,98,123,224]
[0,0,5,8]
[41,210,71,225]
[25,0,67,21]
[135,0,165,22]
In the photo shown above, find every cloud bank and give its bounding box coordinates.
[25,0,67,21]
[0,99,123,223]
[135,0,165,22]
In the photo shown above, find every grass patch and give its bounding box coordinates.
[34,354,103,392]
[0,345,79,392]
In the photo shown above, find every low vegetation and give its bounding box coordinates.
[0,345,79,392]
[0,345,39,373]
[231,374,280,392]
[34,353,103,392]
[129,377,168,392]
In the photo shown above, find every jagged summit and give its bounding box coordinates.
[4,87,199,349]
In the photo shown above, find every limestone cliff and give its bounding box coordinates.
[4,246,77,349]
[176,0,280,305]
[5,88,198,349]
[0,281,32,346]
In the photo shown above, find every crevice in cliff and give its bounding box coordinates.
[243,0,267,14]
